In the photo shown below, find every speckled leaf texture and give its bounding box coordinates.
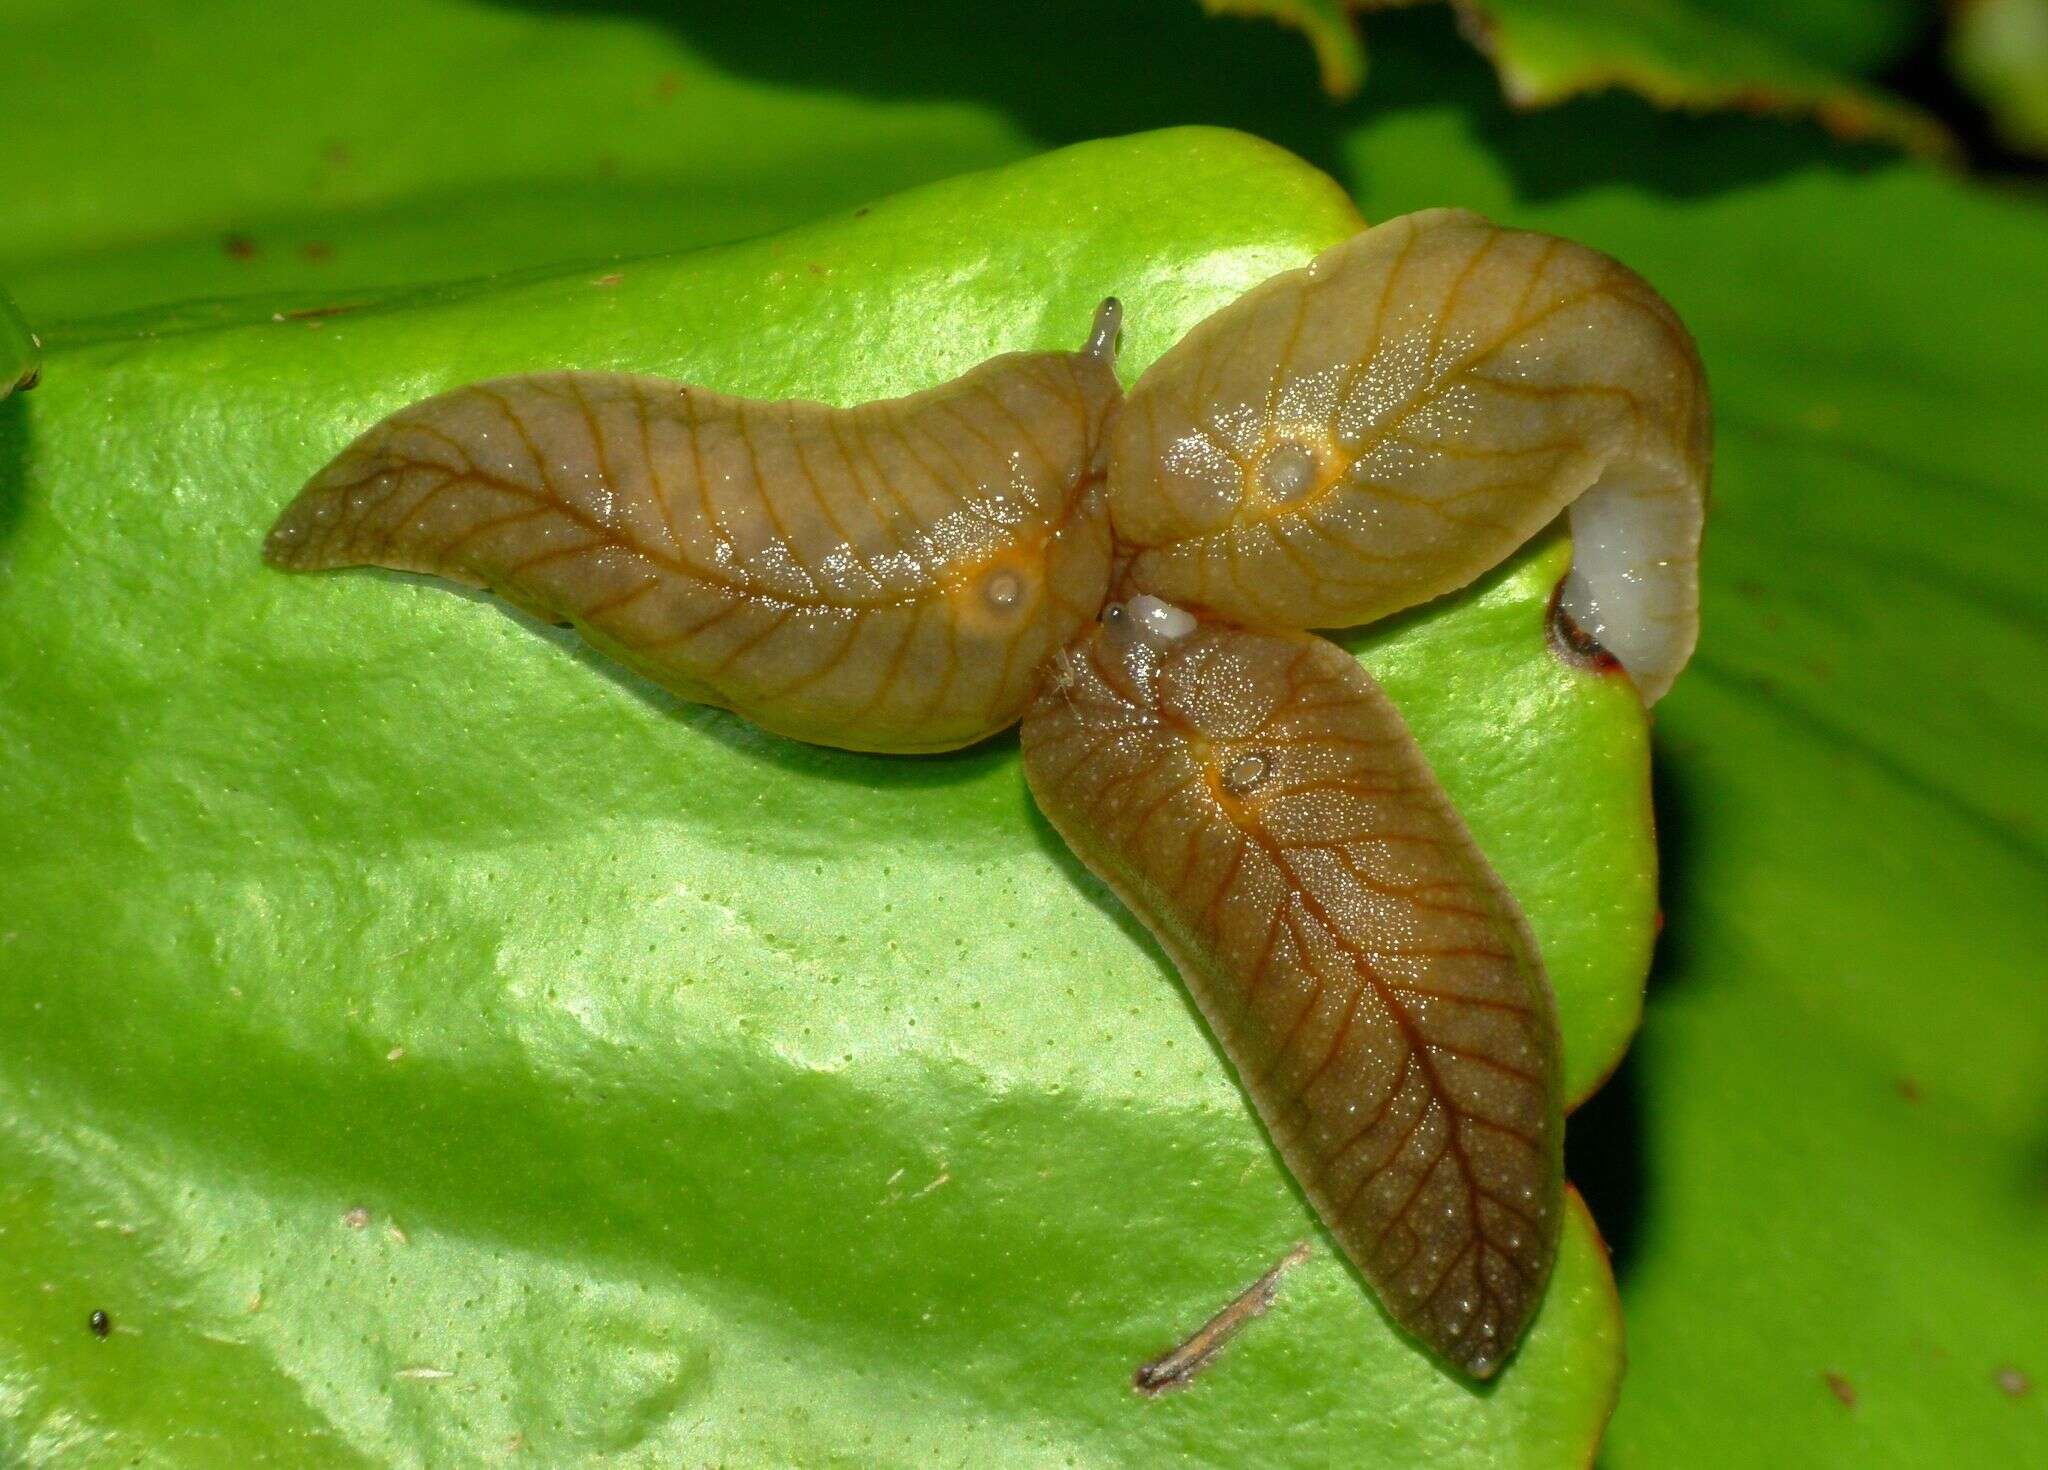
[2,2,2044,1466]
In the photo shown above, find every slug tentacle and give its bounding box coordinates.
[1022,611,1563,1378]
[1084,297,1123,365]
[1106,208,1710,703]
[266,325,1121,752]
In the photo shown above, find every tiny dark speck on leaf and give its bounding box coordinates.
[1995,1366,2031,1397]
[221,233,257,260]
[1824,1371,1857,1408]
[854,206,871,218]
[89,1310,110,1338]
[654,71,681,99]
[1896,1077,1922,1103]
[300,241,334,263]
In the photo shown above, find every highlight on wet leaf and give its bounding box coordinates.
[266,303,1124,753]
[1107,208,1710,703]
[1023,610,1563,1377]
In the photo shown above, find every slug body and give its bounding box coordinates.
[1023,608,1560,1378]
[266,216,1713,1382]
[1107,208,1709,702]
[267,306,1123,752]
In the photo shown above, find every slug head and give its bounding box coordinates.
[1105,209,1708,703]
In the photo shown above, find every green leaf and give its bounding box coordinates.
[8,1,2043,1463]
[0,0,1041,333]
[1951,0,2048,156]
[1510,132,2048,1470]
[0,129,1638,1466]
[1431,0,1934,141]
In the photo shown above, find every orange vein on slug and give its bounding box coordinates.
[265,213,1709,1380]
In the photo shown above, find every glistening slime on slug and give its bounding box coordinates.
[266,209,1710,1380]
[268,301,1124,752]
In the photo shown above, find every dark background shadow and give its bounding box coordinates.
[500,1,1904,204]
[0,392,30,550]
[1565,738,1706,1286]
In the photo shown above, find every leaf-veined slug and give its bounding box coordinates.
[267,301,1124,753]
[1107,209,1708,702]
[1024,606,1560,1379]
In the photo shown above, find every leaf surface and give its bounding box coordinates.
[0,128,1637,1467]
[6,1,2043,1463]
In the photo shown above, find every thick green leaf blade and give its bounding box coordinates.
[1528,154,2048,1470]
[0,130,1640,1467]
[0,0,1039,333]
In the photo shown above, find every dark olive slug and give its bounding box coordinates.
[266,211,1711,1380]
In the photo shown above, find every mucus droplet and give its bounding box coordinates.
[1221,751,1271,796]
[1126,594,1195,643]
[984,569,1024,610]
[1258,440,1320,501]
[1104,595,1195,650]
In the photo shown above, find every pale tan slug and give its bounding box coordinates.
[267,302,1124,752]
[1107,209,1709,703]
